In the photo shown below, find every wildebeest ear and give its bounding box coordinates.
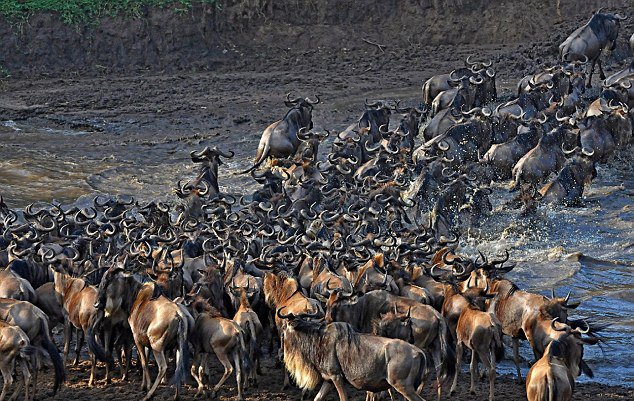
[565,301,581,309]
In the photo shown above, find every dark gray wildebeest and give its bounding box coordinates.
[422,56,493,106]
[277,308,428,401]
[559,9,628,87]
[240,94,320,173]
[539,148,597,206]
[325,288,454,401]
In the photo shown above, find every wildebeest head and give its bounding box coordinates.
[549,317,601,378]
[284,93,320,131]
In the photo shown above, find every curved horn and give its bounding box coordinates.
[213,147,235,158]
[306,95,321,105]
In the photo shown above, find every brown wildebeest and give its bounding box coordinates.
[185,295,249,400]
[277,308,428,401]
[450,283,504,401]
[0,320,36,401]
[53,269,109,385]
[230,285,263,386]
[525,318,600,401]
[0,298,65,395]
[95,268,192,401]
[489,280,580,383]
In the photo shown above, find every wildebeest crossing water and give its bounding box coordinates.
[2,8,634,401]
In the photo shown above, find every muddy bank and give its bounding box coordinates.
[1,0,633,76]
[31,354,634,401]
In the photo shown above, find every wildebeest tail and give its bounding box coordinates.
[238,327,253,377]
[86,311,110,363]
[239,141,270,174]
[246,320,258,373]
[169,315,190,387]
[493,323,505,363]
[40,318,65,394]
[437,317,456,387]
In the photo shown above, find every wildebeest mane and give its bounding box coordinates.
[587,13,618,42]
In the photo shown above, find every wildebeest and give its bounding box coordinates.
[489,281,580,383]
[0,268,37,303]
[450,284,504,401]
[0,298,65,395]
[510,126,568,192]
[53,269,108,385]
[230,285,263,386]
[0,320,35,401]
[184,295,248,400]
[422,56,493,106]
[525,318,600,401]
[277,309,428,401]
[483,121,542,180]
[241,94,320,173]
[325,288,454,401]
[559,9,628,87]
[539,148,596,205]
[95,268,192,401]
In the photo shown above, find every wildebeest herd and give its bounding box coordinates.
[0,8,632,401]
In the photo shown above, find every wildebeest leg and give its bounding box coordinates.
[587,57,597,88]
[512,338,523,383]
[483,349,496,401]
[232,351,243,400]
[191,353,206,398]
[0,359,13,401]
[135,341,150,391]
[313,381,333,401]
[63,321,72,365]
[431,347,443,401]
[19,357,32,401]
[88,353,97,387]
[74,330,84,366]
[103,326,111,384]
[331,376,348,401]
[468,349,478,395]
[391,384,425,401]
[450,341,463,395]
[122,340,132,381]
[211,348,234,398]
[282,371,291,390]
[143,350,167,401]
[9,359,27,401]
[597,58,606,80]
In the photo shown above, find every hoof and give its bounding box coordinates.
[470,389,476,395]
